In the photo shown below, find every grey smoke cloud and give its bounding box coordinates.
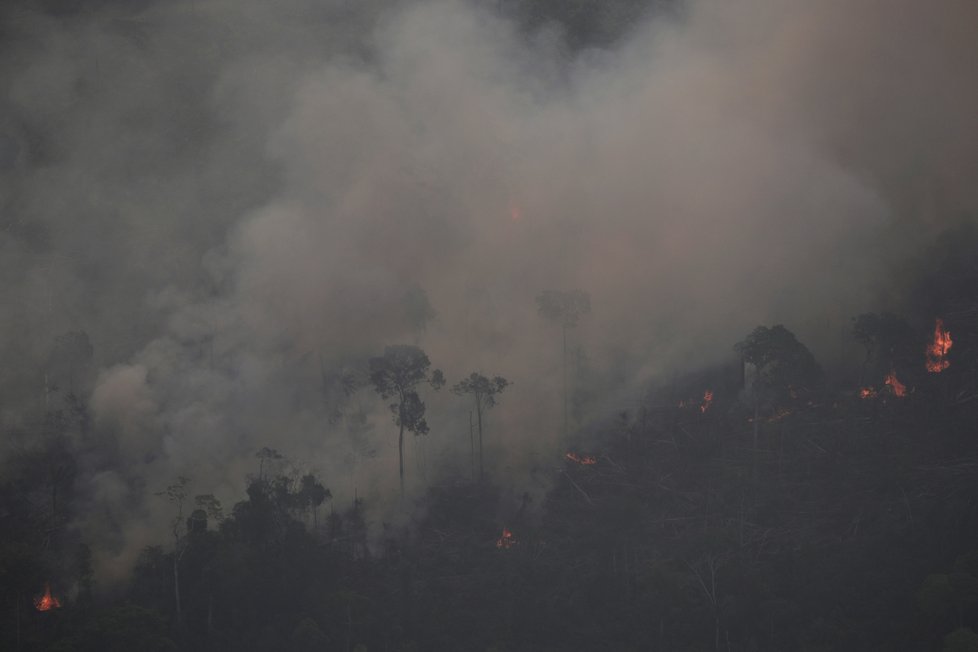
[1,0,976,580]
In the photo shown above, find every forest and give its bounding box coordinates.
[3,0,978,650]
[4,223,978,651]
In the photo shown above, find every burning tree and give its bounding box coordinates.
[369,345,444,494]
[536,289,590,436]
[452,372,509,482]
[925,318,953,373]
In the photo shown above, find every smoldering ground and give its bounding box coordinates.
[1,0,976,582]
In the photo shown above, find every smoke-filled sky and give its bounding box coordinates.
[2,0,977,581]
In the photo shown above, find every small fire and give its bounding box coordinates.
[34,584,61,611]
[885,371,908,397]
[509,203,522,222]
[859,387,877,399]
[700,390,714,413]
[925,318,952,373]
[496,528,516,549]
[565,452,597,465]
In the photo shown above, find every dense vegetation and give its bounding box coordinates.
[3,224,978,651]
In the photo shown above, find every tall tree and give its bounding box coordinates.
[155,476,190,631]
[536,289,590,435]
[403,285,437,342]
[368,345,444,493]
[451,373,509,482]
[735,325,821,461]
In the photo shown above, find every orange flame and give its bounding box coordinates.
[496,528,516,549]
[34,584,61,611]
[565,452,597,465]
[859,387,877,399]
[926,318,952,373]
[884,371,907,397]
[700,390,714,413]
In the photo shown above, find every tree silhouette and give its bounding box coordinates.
[735,325,821,401]
[451,373,509,482]
[368,345,444,493]
[403,285,437,342]
[536,289,590,435]
[735,325,821,462]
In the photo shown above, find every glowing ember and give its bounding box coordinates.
[925,318,952,373]
[565,452,597,465]
[496,528,516,549]
[700,390,714,413]
[885,371,907,397]
[509,204,522,222]
[34,584,61,611]
[859,387,878,399]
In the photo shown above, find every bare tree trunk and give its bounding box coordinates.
[398,422,405,495]
[174,554,182,630]
[752,401,760,479]
[469,411,475,480]
[207,593,214,637]
[477,400,484,482]
[347,603,353,652]
[562,324,568,437]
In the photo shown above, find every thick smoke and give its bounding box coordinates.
[1,0,976,581]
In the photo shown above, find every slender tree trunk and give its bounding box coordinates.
[562,324,568,436]
[398,422,405,495]
[469,411,475,480]
[174,554,182,629]
[477,400,484,482]
[207,593,214,637]
[752,401,759,479]
[347,603,353,652]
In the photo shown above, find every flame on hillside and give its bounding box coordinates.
[925,318,952,373]
[496,528,516,549]
[859,387,877,399]
[565,452,597,465]
[700,390,714,413]
[34,584,61,611]
[885,371,908,397]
